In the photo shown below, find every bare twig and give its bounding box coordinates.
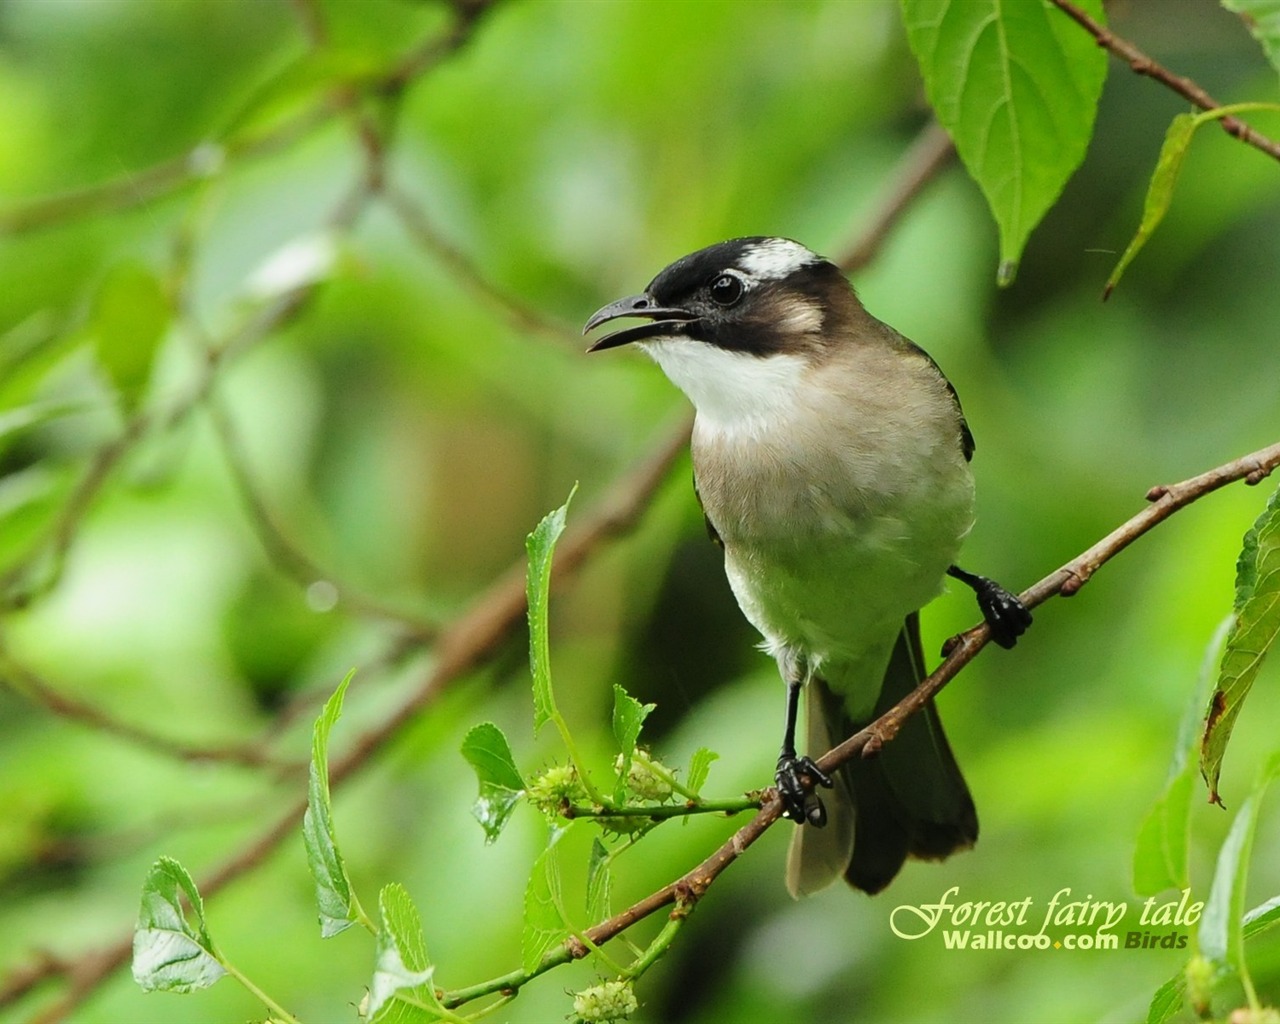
[0,650,283,770]
[0,0,495,238]
[837,120,957,273]
[1049,0,1280,162]
[382,183,581,345]
[204,394,440,640]
[7,418,690,1023]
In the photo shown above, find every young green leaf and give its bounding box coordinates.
[612,684,654,762]
[1201,485,1280,804]
[91,262,170,411]
[1198,753,1280,981]
[132,856,227,993]
[611,683,655,800]
[522,828,569,973]
[1103,113,1196,300]
[367,883,440,1024]
[460,722,526,843]
[900,0,1108,285]
[1224,0,1280,76]
[302,671,366,937]
[686,747,720,797]
[526,487,577,733]
[586,836,613,923]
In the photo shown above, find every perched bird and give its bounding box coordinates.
[584,237,1030,897]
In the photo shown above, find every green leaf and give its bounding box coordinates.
[611,684,654,761]
[522,829,569,973]
[686,747,720,797]
[586,836,612,923]
[91,262,170,411]
[1103,113,1196,300]
[132,856,226,993]
[1224,0,1280,76]
[1199,752,1280,971]
[1134,619,1229,895]
[900,0,1108,284]
[302,671,364,938]
[1134,769,1195,896]
[367,883,440,1024]
[526,486,577,734]
[1245,894,1280,936]
[611,683,655,800]
[460,722,526,843]
[1201,485,1280,804]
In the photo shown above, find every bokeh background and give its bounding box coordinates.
[1,1,1278,1022]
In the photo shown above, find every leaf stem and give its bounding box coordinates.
[217,955,301,1024]
[564,797,758,820]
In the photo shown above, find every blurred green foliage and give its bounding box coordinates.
[1,1,1279,1022]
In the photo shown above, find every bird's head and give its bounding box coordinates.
[584,236,852,357]
[584,237,860,425]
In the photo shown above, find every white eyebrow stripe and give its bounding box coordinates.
[737,239,821,282]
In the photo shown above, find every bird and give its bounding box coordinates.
[583,236,1030,897]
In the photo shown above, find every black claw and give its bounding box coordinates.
[775,753,833,825]
[948,566,1032,649]
[976,579,1032,649]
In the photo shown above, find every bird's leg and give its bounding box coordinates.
[774,651,833,827]
[947,565,1032,649]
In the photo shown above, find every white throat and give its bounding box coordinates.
[639,338,809,435]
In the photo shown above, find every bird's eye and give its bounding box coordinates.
[709,273,744,306]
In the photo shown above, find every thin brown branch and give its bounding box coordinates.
[836,120,956,273]
[382,183,581,345]
[0,650,283,770]
[0,1,494,238]
[8,418,689,1023]
[565,438,1280,962]
[0,104,335,237]
[204,394,440,640]
[1049,0,1280,162]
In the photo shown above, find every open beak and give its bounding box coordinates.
[583,294,700,352]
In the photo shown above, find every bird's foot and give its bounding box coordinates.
[948,566,1032,649]
[775,753,833,826]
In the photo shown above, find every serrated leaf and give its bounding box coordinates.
[1103,113,1196,300]
[1201,485,1280,803]
[526,487,576,734]
[367,883,440,1024]
[132,856,226,993]
[686,748,719,796]
[611,684,655,801]
[586,836,612,923]
[522,829,569,973]
[91,262,169,411]
[901,0,1108,284]
[1199,752,1280,971]
[611,684,654,761]
[461,722,526,843]
[302,671,363,937]
[1145,973,1185,1024]
[1224,0,1280,76]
